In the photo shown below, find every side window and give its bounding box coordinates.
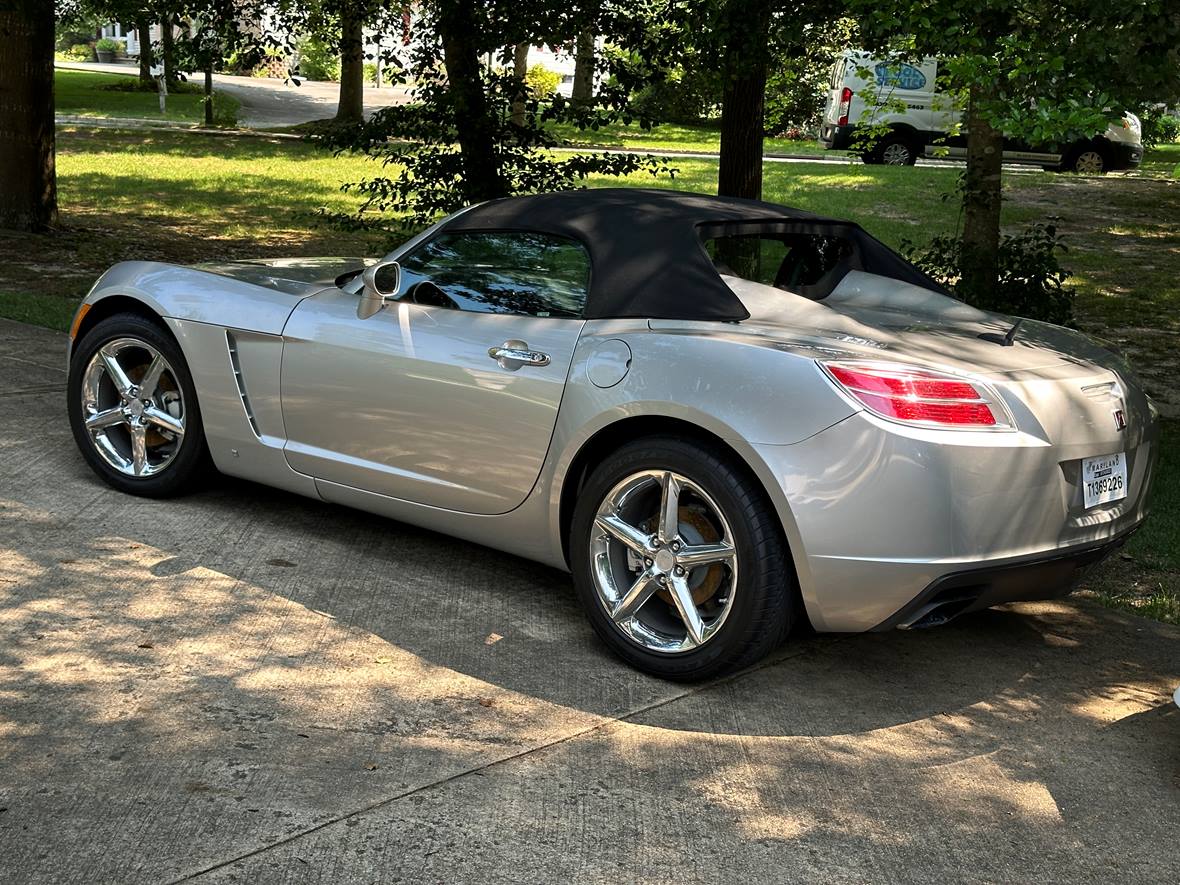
[704,233,855,300]
[396,231,590,318]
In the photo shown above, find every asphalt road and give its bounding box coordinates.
[1,317,1178,883]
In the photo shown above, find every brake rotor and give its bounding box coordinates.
[126,362,180,447]
[654,504,726,606]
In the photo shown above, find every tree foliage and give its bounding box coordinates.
[849,0,1180,306]
[314,0,675,227]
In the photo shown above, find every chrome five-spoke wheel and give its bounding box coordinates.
[590,469,738,654]
[69,314,208,497]
[572,438,795,680]
[81,337,186,477]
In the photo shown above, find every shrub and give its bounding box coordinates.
[1141,110,1180,148]
[298,36,340,82]
[57,43,93,62]
[365,62,379,85]
[901,223,1076,325]
[525,64,561,99]
[629,73,718,125]
[95,37,121,54]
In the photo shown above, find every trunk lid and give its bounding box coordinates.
[720,271,1120,378]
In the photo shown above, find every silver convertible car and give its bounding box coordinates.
[66,189,1158,679]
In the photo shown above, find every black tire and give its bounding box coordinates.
[863,133,919,166]
[570,436,797,681]
[67,312,211,497]
[1061,143,1107,174]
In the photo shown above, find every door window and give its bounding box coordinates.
[397,231,590,318]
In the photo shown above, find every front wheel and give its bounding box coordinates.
[1063,145,1107,174]
[67,312,210,497]
[570,437,797,680]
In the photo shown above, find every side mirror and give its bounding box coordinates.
[357,260,400,319]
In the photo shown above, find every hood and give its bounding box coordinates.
[714,271,1125,379]
[191,257,374,296]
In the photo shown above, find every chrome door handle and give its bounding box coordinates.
[488,340,551,369]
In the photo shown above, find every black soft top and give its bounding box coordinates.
[443,188,946,321]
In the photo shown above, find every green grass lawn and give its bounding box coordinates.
[0,126,1175,624]
[1138,142,1180,178]
[55,68,240,126]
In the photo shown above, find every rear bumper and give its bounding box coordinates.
[872,528,1136,630]
[819,124,856,151]
[751,390,1159,633]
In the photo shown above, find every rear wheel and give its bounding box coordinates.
[570,437,796,680]
[864,133,919,166]
[67,312,210,497]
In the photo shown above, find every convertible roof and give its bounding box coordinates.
[443,188,946,321]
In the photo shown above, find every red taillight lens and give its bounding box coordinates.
[837,87,852,127]
[822,362,1013,429]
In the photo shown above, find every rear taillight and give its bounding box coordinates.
[837,87,852,127]
[821,361,1014,430]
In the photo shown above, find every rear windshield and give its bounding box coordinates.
[703,231,856,300]
[699,220,950,302]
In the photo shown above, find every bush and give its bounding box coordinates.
[57,43,93,62]
[525,64,561,99]
[365,62,379,85]
[901,223,1076,325]
[95,37,121,54]
[1141,110,1180,148]
[629,72,719,125]
[298,36,340,82]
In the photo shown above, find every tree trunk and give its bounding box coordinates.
[162,18,176,86]
[137,17,154,85]
[717,0,771,200]
[204,65,214,127]
[335,8,365,124]
[511,43,528,128]
[959,83,1004,304]
[0,2,57,231]
[437,0,505,201]
[571,29,594,106]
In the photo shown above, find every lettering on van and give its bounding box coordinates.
[874,62,927,91]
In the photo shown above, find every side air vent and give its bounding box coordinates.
[226,331,261,438]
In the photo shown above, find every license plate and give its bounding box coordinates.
[1082,453,1127,509]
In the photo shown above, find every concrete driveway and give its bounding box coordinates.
[1,317,1178,883]
[56,61,412,128]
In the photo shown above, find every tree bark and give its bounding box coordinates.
[437,0,505,201]
[717,0,772,200]
[511,42,529,129]
[335,7,365,124]
[571,29,594,107]
[161,17,176,86]
[204,64,214,127]
[0,2,57,231]
[136,17,154,85]
[959,83,1004,304]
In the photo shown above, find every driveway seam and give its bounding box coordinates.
[170,642,822,882]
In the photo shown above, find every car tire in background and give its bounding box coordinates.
[570,436,797,681]
[1060,142,1108,174]
[68,312,211,498]
[863,133,920,166]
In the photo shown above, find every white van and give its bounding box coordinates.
[818,51,1143,173]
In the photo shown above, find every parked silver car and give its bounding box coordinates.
[66,189,1158,679]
